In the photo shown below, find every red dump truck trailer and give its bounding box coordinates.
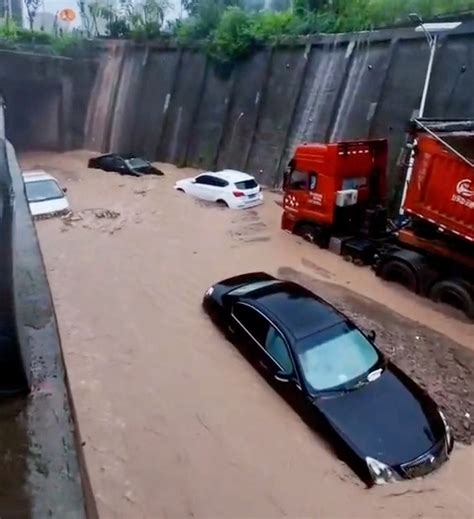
[281,119,474,318]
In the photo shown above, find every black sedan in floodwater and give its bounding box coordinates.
[202,272,454,486]
[88,154,164,177]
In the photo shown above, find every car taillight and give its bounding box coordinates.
[233,191,245,197]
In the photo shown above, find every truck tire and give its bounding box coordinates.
[429,279,474,318]
[296,223,329,248]
[378,258,419,293]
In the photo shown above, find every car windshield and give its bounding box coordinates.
[126,157,148,170]
[25,180,64,202]
[297,322,381,394]
[235,179,257,190]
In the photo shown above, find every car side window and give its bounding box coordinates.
[289,170,308,190]
[114,157,126,169]
[264,327,293,375]
[232,303,270,346]
[195,175,214,185]
[213,177,228,188]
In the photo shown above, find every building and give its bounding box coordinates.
[0,0,23,26]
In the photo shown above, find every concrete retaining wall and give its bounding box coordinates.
[1,23,474,198]
[0,49,98,153]
[94,24,474,196]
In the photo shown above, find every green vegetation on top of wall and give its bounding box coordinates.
[176,0,474,63]
[0,20,89,56]
[1,0,474,61]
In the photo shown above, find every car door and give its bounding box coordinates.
[99,156,115,171]
[112,157,130,175]
[231,303,296,380]
[191,175,215,200]
[231,302,314,417]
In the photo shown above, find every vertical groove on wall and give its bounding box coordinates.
[243,47,274,172]
[368,38,399,138]
[213,69,237,170]
[183,55,209,167]
[273,42,312,186]
[103,43,128,152]
[155,48,183,161]
[324,37,358,142]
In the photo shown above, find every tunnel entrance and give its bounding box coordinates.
[1,80,62,152]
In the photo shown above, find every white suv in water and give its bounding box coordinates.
[23,170,70,218]
[174,170,263,209]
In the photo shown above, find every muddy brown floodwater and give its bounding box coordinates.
[21,151,474,518]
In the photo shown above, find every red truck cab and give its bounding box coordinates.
[281,140,388,243]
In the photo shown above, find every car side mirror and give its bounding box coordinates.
[368,330,376,341]
[283,170,290,189]
[62,187,68,193]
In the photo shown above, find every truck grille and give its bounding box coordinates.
[400,440,447,479]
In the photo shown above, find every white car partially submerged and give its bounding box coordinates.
[174,170,263,209]
[23,170,70,218]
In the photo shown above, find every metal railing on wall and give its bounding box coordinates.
[0,94,28,395]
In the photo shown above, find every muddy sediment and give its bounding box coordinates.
[21,151,474,518]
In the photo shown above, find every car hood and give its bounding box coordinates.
[315,365,444,466]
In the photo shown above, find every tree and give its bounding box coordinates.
[23,0,41,30]
[88,1,102,36]
[182,0,242,16]
[77,0,93,37]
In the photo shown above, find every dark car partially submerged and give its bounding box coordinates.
[88,154,164,177]
[203,272,453,486]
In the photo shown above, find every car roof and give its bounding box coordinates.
[96,153,137,159]
[22,170,57,183]
[242,281,345,340]
[204,170,255,182]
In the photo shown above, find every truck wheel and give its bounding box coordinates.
[379,258,419,293]
[297,224,317,243]
[429,279,474,318]
[297,224,329,248]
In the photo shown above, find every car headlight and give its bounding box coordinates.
[366,456,399,485]
[439,410,453,448]
[205,286,214,297]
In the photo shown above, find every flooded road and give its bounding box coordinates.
[21,151,474,518]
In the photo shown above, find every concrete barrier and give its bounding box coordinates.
[0,98,28,395]
[0,96,98,518]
